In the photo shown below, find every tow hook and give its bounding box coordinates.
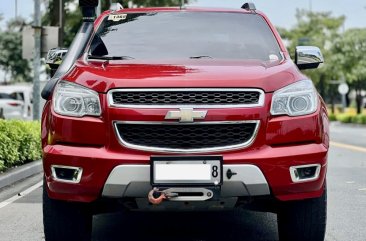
[148,188,179,205]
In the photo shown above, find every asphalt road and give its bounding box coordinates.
[0,122,365,241]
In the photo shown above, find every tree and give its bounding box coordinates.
[0,18,31,83]
[278,10,345,100]
[332,29,366,114]
[42,0,75,47]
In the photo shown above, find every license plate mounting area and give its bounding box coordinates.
[151,156,223,187]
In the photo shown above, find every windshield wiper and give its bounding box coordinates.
[88,55,135,60]
[189,55,213,59]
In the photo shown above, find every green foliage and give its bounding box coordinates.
[0,18,31,83]
[279,10,366,114]
[278,10,346,98]
[0,120,41,172]
[352,114,366,125]
[336,114,353,123]
[335,113,366,125]
[63,9,83,47]
[332,29,366,83]
[328,113,337,121]
[332,28,366,114]
[42,0,82,47]
[0,160,4,171]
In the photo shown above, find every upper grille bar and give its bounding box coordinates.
[108,88,265,108]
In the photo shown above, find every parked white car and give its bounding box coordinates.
[0,92,25,119]
[0,85,33,120]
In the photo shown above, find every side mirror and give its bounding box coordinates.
[46,48,68,77]
[295,46,324,70]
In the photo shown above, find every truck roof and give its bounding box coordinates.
[97,6,265,24]
[95,6,267,33]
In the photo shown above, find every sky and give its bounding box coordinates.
[0,0,365,30]
[189,0,366,29]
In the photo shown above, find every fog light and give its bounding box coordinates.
[51,165,83,183]
[290,164,321,183]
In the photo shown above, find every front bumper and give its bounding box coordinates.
[42,93,329,204]
[43,142,327,203]
[102,164,270,198]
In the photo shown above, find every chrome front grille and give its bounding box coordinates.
[113,121,260,153]
[108,88,264,108]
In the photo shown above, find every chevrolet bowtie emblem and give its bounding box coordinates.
[165,108,207,123]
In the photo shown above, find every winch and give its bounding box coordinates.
[148,187,214,205]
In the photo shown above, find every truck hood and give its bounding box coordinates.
[64,59,305,93]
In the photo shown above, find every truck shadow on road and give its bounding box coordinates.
[92,210,278,241]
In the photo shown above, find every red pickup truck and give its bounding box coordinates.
[42,2,328,241]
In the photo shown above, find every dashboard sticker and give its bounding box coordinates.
[108,14,127,22]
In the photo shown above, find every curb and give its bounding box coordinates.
[0,160,43,190]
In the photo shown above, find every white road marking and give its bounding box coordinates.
[346,181,355,184]
[358,188,366,191]
[0,180,43,209]
[330,141,366,153]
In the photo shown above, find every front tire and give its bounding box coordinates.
[277,187,327,241]
[43,180,93,241]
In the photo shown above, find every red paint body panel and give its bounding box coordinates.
[43,98,329,202]
[42,7,329,204]
[65,60,304,93]
[43,139,327,202]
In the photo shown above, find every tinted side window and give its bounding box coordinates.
[12,92,25,101]
[0,93,14,99]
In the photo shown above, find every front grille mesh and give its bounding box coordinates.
[115,123,257,150]
[111,90,260,106]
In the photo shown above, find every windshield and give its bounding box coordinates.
[89,11,282,61]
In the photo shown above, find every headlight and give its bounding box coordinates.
[53,81,101,117]
[270,80,318,117]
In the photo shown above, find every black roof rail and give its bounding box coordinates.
[241,2,256,11]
